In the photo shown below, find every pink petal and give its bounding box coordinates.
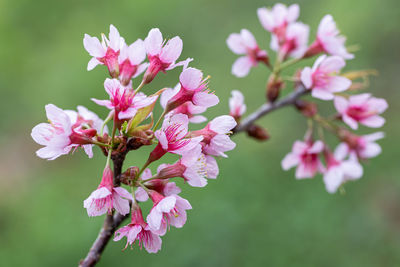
[334,96,348,114]
[193,92,219,108]
[108,24,121,51]
[300,67,313,88]
[360,116,385,128]
[226,33,246,54]
[87,57,101,71]
[128,39,146,65]
[232,56,253,77]
[342,114,358,130]
[179,67,203,90]
[281,153,299,170]
[83,34,105,57]
[329,76,351,93]
[160,36,183,63]
[209,115,237,134]
[240,29,257,49]
[320,56,346,73]
[312,88,334,100]
[145,28,163,56]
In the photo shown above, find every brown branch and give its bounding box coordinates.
[233,86,308,134]
[79,151,128,267]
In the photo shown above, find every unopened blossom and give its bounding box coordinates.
[146,191,192,236]
[229,90,246,120]
[83,24,124,77]
[226,29,269,77]
[301,55,351,100]
[114,206,162,253]
[164,67,219,113]
[118,39,149,86]
[148,114,203,162]
[281,139,324,179]
[337,131,385,160]
[160,84,207,123]
[190,115,237,158]
[270,22,309,59]
[257,3,300,43]
[92,78,158,121]
[155,146,219,187]
[323,148,363,194]
[83,166,133,217]
[135,168,181,202]
[31,104,102,160]
[305,15,354,59]
[334,94,388,130]
[143,28,192,84]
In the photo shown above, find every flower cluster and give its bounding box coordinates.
[227,3,387,193]
[32,25,236,253]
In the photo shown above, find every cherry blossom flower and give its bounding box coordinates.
[337,132,385,160]
[143,28,192,84]
[270,22,309,59]
[135,168,181,202]
[334,94,388,130]
[31,104,102,160]
[154,146,219,187]
[305,15,354,59]
[148,114,203,162]
[323,148,363,194]
[281,139,324,179]
[118,39,149,86]
[92,78,158,121]
[146,191,192,236]
[83,24,124,77]
[226,29,269,77]
[301,55,351,100]
[190,115,237,158]
[114,206,162,253]
[65,105,108,158]
[83,166,133,217]
[257,3,300,43]
[229,90,246,120]
[160,84,207,123]
[164,67,219,113]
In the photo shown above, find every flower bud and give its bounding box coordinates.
[295,99,318,117]
[246,124,270,141]
[266,75,284,102]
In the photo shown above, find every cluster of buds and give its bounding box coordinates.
[31,25,236,253]
[227,3,387,193]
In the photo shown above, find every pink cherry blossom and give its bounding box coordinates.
[154,146,219,187]
[305,15,354,59]
[83,166,133,217]
[301,55,351,100]
[31,104,103,160]
[281,139,324,179]
[83,24,125,77]
[135,168,181,202]
[334,94,388,130]
[337,132,385,160]
[257,3,300,42]
[164,68,219,113]
[92,78,158,121]
[148,114,203,162]
[226,29,269,77]
[146,191,192,236]
[143,28,192,84]
[270,22,309,59]
[118,39,149,86]
[160,84,207,123]
[190,115,237,158]
[114,207,162,253]
[322,148,363,194]
[229,90,246,120]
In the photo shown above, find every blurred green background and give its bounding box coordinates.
[1,0,399,266]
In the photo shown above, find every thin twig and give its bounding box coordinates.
[233,86,308,134]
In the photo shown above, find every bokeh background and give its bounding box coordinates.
[1,0,399,266]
